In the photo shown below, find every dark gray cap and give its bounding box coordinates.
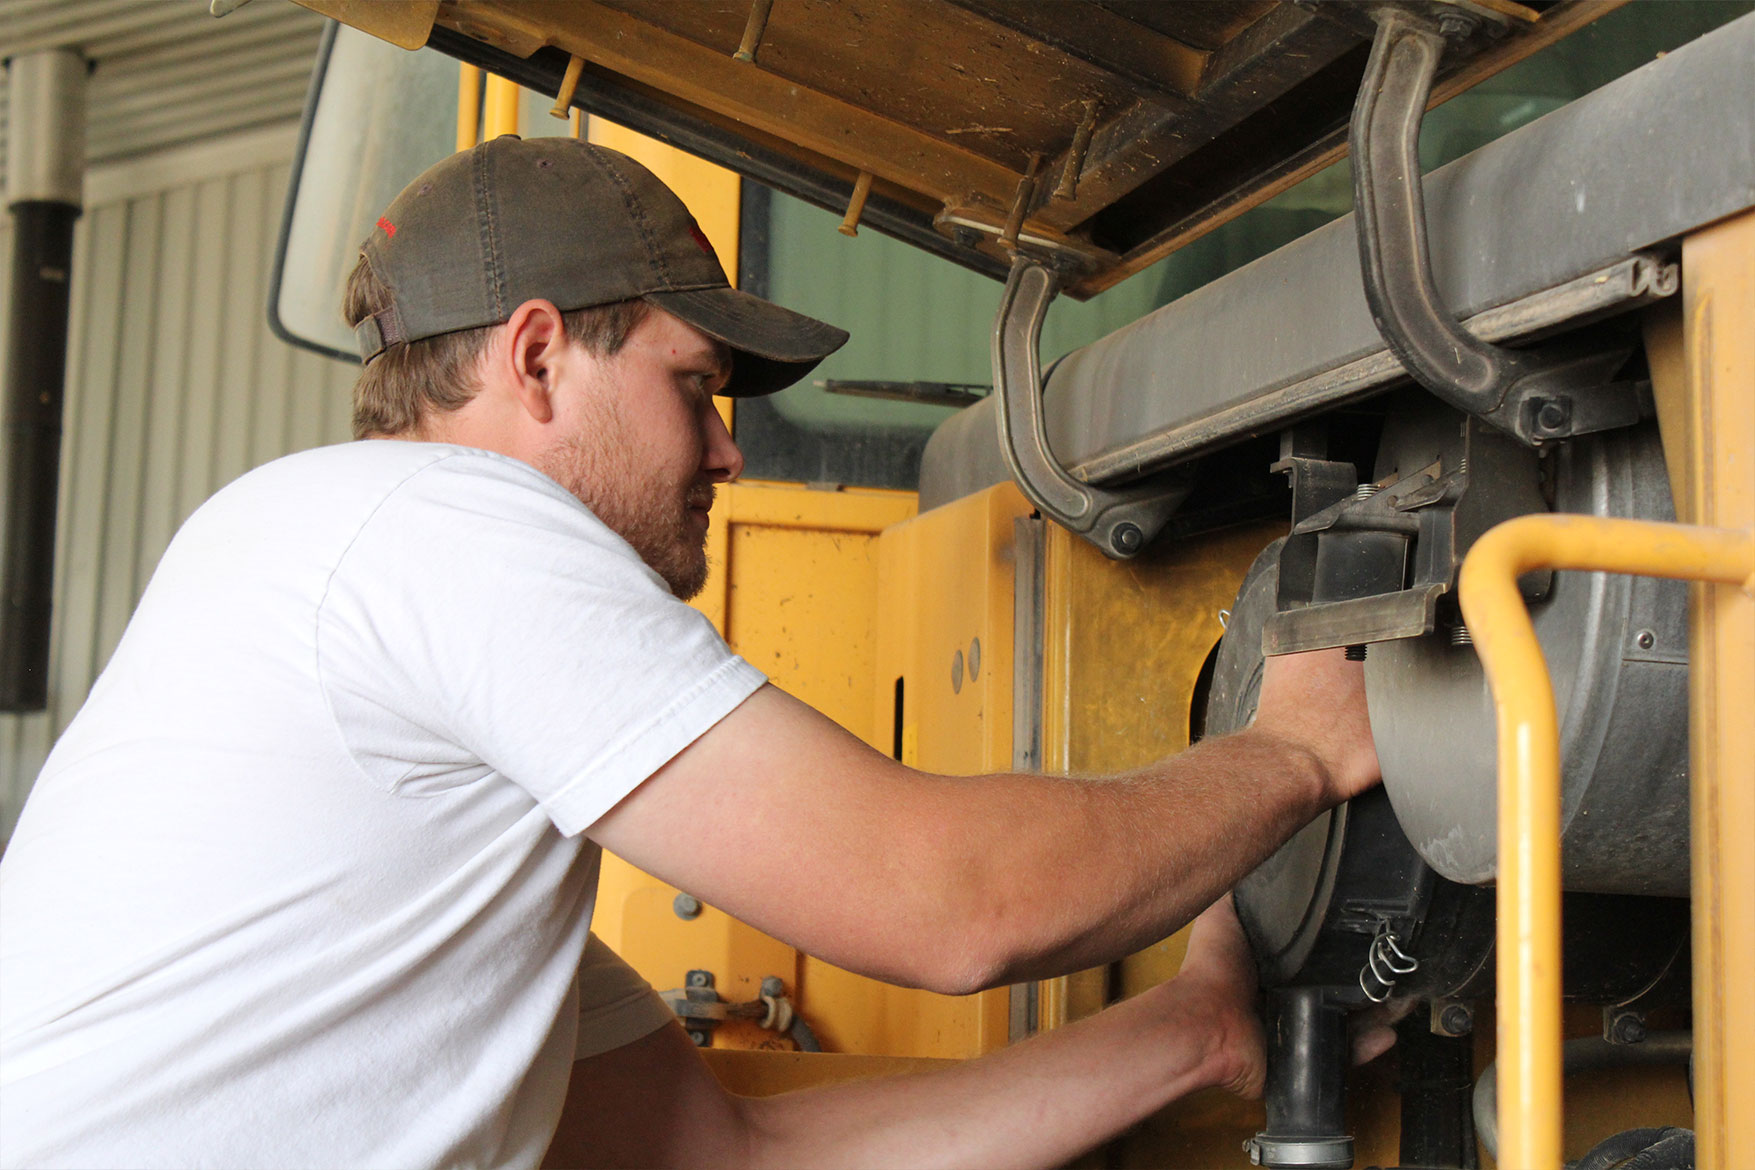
[353,135,848,397]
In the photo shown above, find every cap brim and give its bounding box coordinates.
[645,286,849,397]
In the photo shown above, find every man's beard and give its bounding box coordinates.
[535,433,714,600]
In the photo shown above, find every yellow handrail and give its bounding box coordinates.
[1457,513,1755,1170]
[456,63,482,153]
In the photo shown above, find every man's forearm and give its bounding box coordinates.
[932,725,1332,988]
[736,923,1255,1170]
[590,650,1376,997]
[544,902,1265,1170]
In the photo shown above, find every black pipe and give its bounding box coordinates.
[1,200,79,711]
[1248,986,1354,1169]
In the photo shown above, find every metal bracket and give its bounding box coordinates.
[992,256,1189,558]
[1350,9,1636,447]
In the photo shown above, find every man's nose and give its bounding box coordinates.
[704,404,744,483]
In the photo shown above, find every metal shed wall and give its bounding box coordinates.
[0,123,358,842]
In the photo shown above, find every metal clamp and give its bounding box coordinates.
[992,256,1189,559]
[1359,922,1419,1004]
[1350,9,1636,446]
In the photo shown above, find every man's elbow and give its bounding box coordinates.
[888,895,1031,996]
[910,949,1010,998]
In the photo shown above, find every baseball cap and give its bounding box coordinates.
[352,135,848,397]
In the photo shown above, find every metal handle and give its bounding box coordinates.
[1349,10,1633,446]
[991,256,1187,559]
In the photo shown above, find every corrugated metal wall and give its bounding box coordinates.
[0,124,358,843]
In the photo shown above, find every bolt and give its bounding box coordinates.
[1438,1002,1474,1036]
[686,969,714,989]
[1635,628,1656,651]
[1345,644,1368,661]
[1607,1009,1648,1045]
[760,976,786,998]
[1353,483,1381,501]
[1450,624,1473,647]
[673,892,703,920]
[1438,12,1477,40]
[952,226,982,249]
[687,1029,710,1047]
[1536,399,1570,433]
[1111,522,1143,555]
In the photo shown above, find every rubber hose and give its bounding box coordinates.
[1472,1032,1691,1161]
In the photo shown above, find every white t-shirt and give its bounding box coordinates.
[0,441,765,1169]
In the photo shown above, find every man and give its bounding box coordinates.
[0,137,1380,1168]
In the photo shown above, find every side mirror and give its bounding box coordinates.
[267,22,464,362]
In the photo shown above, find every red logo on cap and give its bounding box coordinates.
[687,222,716,259]
[377,216,397,239]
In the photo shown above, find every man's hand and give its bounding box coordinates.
[1164,895,1265,1098]
[1149,892,1403,1112]
[1252,648,1380,805]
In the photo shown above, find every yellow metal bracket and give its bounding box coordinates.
[1458,513,1755,1170]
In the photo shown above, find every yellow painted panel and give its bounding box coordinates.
[727,480,918,533]
[725,524,884,739]
[791,484,1034,1060]
[874,483,1034,776]
[1042,520,1282,779]
[1649,209,1755,1170]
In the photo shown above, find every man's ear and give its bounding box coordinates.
[500,299,570,425]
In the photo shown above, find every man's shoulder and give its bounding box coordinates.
[220,440,546,496]
[193,441,584,532]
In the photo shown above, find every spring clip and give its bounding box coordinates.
[1359,922,1418,1003]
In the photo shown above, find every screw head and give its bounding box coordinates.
[1536,400,1570,432]
[673,892,703,920]
[1111,522,1143,555]
[686,969,713,989]
[760,976,786,998]
[1635,629,1656,651]
[687,1029,710,1047]
[1439,1002,1474,1036]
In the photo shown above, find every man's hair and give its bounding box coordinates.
[342,254,652,439]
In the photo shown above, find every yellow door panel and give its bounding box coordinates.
[788,483,1035,1059]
